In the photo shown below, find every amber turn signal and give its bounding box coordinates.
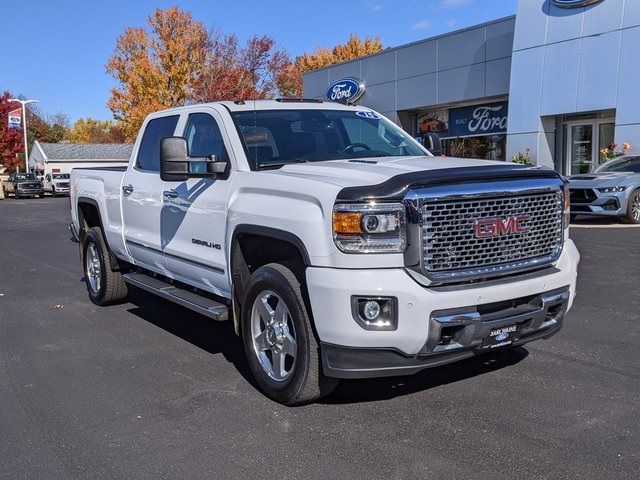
[333,211,363,234]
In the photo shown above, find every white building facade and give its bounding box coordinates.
[302,0,640,175]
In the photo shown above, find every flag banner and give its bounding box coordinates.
[8,108,21,130]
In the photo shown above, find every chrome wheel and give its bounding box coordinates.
[250,290,297,382]
[631,192,640,222]
[85,242,102,293]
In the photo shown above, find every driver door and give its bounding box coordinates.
[161,107,234,297]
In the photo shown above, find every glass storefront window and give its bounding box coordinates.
[441,134,506,160]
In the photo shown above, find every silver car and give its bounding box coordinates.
[568,154,640,224]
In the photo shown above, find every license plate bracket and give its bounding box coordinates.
[482,323,522,349]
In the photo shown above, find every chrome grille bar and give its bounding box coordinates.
[406,181,564,284]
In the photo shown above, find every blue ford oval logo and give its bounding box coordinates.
[326,78,365,104]
[552,0,604,8]
[495,332,510,342]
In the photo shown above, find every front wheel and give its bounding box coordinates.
[625,189,640,224]
[52,187,57,198]
[83,226,128,306]
[241,263,338,405]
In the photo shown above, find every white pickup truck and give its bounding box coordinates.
[70,99,580,405]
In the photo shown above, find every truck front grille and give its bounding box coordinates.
[419,191,563,282]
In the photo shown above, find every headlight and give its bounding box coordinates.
[333,203,406,253]
[597,186,627,193]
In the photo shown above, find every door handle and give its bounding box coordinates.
[122,184,134,195]
[163,189,178,199]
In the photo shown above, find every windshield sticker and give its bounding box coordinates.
[356,111,380,120]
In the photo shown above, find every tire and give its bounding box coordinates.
[625,189,640,224]
[14,191,20,199]
[52,187,57,198]
[241,263,338,405]
[82,226,128,306]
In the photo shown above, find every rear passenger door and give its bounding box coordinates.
[122,114,179,273]
[161,108,234,297]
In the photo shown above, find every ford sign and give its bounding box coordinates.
[551,0,605,8]
[326,78,365,104]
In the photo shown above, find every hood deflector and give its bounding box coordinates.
[336,164,564,202]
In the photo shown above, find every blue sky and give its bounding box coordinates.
[3,0,517,122]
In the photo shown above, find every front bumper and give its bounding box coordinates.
[306,240,579,379]
[16,187,44,196]
[569,188,628,216]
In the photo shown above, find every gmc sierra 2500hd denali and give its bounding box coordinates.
[70,99,580,405]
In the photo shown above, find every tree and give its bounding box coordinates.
[276,34,384,97]
[191,32,290,102]
[64,118,125,144]
[0,91,25,172]
[106,6,210,141]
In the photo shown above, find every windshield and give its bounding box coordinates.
[594,156,640,173]
[231,109,427,170]
[15,174,37,180]
[52,174,70,179]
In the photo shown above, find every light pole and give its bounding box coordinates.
[8,98,38,173]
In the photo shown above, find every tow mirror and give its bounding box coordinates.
[160,137,228,182]
[423,132,442,156]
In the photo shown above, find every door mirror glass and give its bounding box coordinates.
[160,137,228,182]
[423,132,442,156]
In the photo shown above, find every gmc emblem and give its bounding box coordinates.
[474,215,532,238]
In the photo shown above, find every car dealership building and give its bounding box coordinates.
[302,0,640,175]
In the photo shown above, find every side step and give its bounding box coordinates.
[123,272,229,321]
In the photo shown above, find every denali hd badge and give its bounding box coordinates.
[474,215,531,239]
[551,0,604,7]
[326,78,365,104]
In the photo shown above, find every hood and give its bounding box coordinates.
[569,171,636,187]
[272,156,503,189]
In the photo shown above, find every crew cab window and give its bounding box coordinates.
[136,115,179,172]
[184,113,228,161]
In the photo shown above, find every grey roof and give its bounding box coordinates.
[38,142,133,161]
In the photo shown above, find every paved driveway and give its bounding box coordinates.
[1,198,638,479]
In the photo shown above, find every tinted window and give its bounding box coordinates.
[136,115,179,171]
[231,109,425,170]
[183,113,228,161]
[594,156,640,173]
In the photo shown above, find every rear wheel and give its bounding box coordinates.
[83,226,128,306]
[241,263,338,405]
[625,189,640,224]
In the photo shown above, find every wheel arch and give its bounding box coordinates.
[230,224,311,335]
[77,197,125,271]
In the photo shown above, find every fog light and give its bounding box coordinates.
[351,297,398,331]
[363,300,381,320]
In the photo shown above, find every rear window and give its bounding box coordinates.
[136,115,180,171]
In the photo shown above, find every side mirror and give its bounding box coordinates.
[160,137,228,182]
[423,132,442,156]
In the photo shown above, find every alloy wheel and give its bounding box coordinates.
[632,192,640,222]
[85,242,102,293]
[250,290,297,381]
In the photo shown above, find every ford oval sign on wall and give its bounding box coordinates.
[326,78,365,104]
[552,0,605,7]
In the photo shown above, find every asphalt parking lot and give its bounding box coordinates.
[1,197,639,479]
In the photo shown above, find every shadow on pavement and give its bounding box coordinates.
[322,347,529,405]
[124,286,257,388]
[123,285,529,404]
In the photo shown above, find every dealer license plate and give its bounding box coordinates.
[482,324,521,349]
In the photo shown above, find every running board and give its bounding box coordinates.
[123,272,229,321]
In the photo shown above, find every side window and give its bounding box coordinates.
[136,115,180,172]
[184,113,228,161]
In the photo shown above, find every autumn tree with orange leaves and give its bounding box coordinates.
[277,34,384,97]
[106,7,384,139]
[106,7,209,141]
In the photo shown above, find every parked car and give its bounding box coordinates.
[568,154,640,223]
[69,100,580,405]
[1,172,44,199]
[43,173,70,197]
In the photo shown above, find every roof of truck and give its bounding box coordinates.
[154,99,365,116]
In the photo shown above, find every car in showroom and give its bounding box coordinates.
[568,154,640,224]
